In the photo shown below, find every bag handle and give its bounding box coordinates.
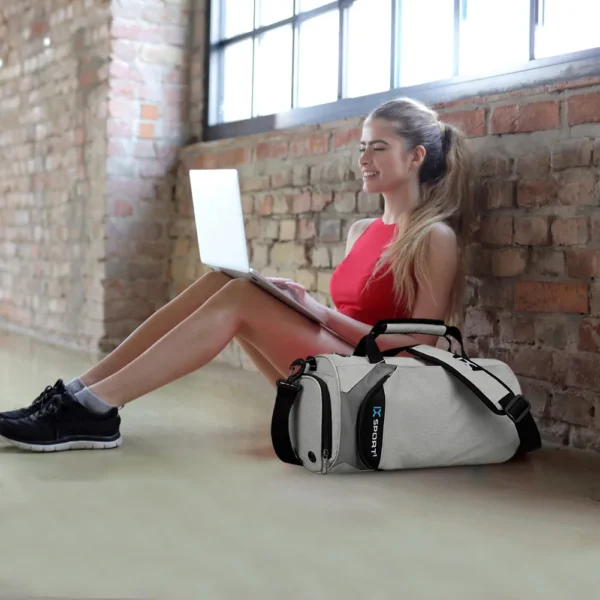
[404,344,541,454]
[354,318,467,363]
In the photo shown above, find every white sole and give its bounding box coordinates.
[1,434,123,453]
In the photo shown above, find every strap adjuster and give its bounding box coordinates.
[504,395,530,424]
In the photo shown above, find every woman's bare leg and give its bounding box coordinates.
[237,338,285,388]
[79,271,232,386]
[90,279,354,406]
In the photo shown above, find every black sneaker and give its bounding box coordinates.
[0,389,123,452]
[0,379,66,420]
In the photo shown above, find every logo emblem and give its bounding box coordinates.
[372,406,382,418]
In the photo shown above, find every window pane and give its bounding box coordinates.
[398,0,454,87]
[297,11,340,108]
[346,0,392,98]
[535,0,600,58]
[459,0,530,76]
[254,26,293,116]
[297,0,332,12]
[221,40,253,122]
[256,0,293,26]
[222,0,254,39]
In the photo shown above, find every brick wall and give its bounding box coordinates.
[0,0,111,351]
[0,0,193,352]
[101,0,194,352]
[175,79,600,450]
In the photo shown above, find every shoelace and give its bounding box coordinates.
[32,393,69,419]
[31,380,64,408]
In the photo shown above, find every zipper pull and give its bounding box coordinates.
[321,449,330,474]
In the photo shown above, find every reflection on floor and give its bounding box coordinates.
[0,329,599,599]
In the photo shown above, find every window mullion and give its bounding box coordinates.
[453,0,461,76]
[338,0,346,99]
[529,0,538,60]
[390,0,399,89]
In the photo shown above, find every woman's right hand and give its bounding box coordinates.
[267,277,307,303]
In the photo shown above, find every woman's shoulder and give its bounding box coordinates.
[345,218,378,255]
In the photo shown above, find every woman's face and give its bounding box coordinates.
[358,118,422,195]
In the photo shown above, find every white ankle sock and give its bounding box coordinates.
[74,387,115,415]
[65,377,85,394]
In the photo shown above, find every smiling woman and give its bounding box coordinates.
[0,95,474,455]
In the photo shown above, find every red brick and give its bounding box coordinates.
[514,151,550,177]
[551,217,589,246]
[567,92,600,126]
[257,195,273,216]
[509,347,554,380]
[256,140,288,161]
[497,313,535,344]
[312,193,332,212]
[216,147,251,168]
[490,101,560,134]
[241,176,270,192]
[30,19,48,38]
[566,248,600,277]
[477,217,513,245]
[579,318,600,352]
[112,20,162,43]
[79,70,98,87]
[108,99,137,120]
[514,216,550,246]
[139,123,155,139]
[534,315,579,351]
[550,139,592,170]
[551,389,595,427]
[241,194,254,215]
[292,192,311,214]
[440,109,486,137]
[491,248,527,277]
[476,180,514,209]
[515,281,589,313]
[556,169,596,205]
[333,128,362,149]
[566,353,600,391]
[516,178,558,208]
[289,134,330,157]
[476,152,512,176]
[141,104,159,120]
[333,192,356,213]
[531,249,565,277]
[299,218,317,240]
[189,153,218,169]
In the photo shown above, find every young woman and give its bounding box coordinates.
[0,97,474,452]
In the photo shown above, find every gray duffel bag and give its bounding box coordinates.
[270,318,541,474]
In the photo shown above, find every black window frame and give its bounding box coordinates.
[203,0,600,142]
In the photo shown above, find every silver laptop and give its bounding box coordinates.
[189,168,328,326]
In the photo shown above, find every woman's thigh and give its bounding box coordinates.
[228,280,354,385]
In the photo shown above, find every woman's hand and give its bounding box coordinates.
[268,277,307,304]
[267,277,330,323]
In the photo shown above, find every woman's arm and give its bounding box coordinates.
[320,223,460,352]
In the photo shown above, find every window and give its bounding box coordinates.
[207,0,600,136]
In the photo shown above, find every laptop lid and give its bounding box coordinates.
[189,169,250,273]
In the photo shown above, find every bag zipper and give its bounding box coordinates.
[302,372,332,470]
[287,357,333,472]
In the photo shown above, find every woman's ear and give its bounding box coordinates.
[411,145,427,171]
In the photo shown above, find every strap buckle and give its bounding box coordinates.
[504,395,531,424]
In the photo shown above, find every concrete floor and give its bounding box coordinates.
[0,330,600,599]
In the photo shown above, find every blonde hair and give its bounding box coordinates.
[367,97,474,326]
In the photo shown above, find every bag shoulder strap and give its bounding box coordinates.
[405,345,541,455]
[271,380,303,466]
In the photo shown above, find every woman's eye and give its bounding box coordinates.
[373,147,386,152]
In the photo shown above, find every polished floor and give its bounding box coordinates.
[0,329,599,599]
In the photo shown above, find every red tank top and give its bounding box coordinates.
[329,218,409,325]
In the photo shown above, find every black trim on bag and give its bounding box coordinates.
[357,374,391,470]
